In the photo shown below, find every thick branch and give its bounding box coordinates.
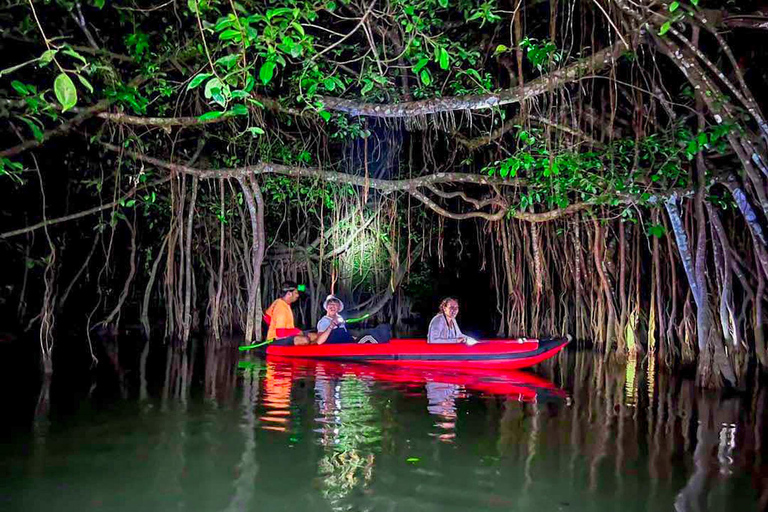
[318,42,627,117]
[425,185,505,210]
[723,14,768,31]
[101,142,523,190]
[96,111,232,127]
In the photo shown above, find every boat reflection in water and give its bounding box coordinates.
[265,355,566,401]
[264,356,566,444]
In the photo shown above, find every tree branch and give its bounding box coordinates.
[425,184,505,210]
[0,100,111,158]
[318,42,627,117]
[0,176,171,239]
[96,111,232,127]
[100,142,524,190]
[410,188,591,222]
[455,114,603,150]
[723,14,768,31]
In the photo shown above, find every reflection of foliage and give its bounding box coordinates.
[336,380,382,448]
[317,379,380,509]
[318,450,375,508]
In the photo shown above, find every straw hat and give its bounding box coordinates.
[323,294,344,312]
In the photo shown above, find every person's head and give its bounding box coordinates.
[439,297,460,319]
[280,281,301,304]
[323,295,343,316]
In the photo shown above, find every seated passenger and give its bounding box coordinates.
[264,281,333,346]
[427,297,478,345]
[316,295,354,344]
[317,294,391,344]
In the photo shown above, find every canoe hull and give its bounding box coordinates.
[265,336,569,370]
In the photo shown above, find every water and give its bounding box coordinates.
[1,346,765,511]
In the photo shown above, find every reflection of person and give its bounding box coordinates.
[427,297,478,345]
[264,281,333,346]
[426,381,461,442]
[317,295,354,344]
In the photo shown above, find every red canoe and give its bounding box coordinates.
[266,336,569,370]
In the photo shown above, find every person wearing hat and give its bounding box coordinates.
[264,281,333,346]
[316,295,354,344]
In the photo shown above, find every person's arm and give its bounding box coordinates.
[428,316,463,344]
[315,322,334,345]
[317,317,332,332]
[454,322,467,344]
[275,327,302,337]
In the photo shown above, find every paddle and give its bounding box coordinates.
[238,340,272,351]
[344,313,370,324]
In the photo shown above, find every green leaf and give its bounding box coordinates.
[219,29,241,41]
[669,1,680,12]
[76,74,94,94]
[11,81,28,96]
[648,224,666,238]
[62,46,87,64]
[214,17,233,32]
[413,57,429,73]
[229,104,248,116]
[18,116,44,142]
[323,77,336,91]
[247,126,265,137]
[438,48,449,70]
[438,0,448,7]
[39,49,57,66]
[467,10,484,22]
[54,73,78,112]
[259,61,276,85]
[204,77,229,107]
[291,21,305,36]
[494,44,508,55]
[198,110,225,121]
[215,54,240,69]
[94,0,105,9]
[659,21,671,36]
[360,80,374,95]
[187,73,212,90]
[244,75,256,93]
[318,110,331,122]
[188,0,208,13]
[420,69,431,86]
[691,0,699,5]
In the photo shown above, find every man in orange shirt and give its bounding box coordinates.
[264,281,333,346]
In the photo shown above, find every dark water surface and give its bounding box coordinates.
[1,345,766,512]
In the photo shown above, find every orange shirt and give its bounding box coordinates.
[264,299,301,340]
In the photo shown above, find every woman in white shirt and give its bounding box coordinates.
[427,297,478,345]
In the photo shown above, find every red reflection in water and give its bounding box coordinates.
[260,363,294,432]
[266,355,565,402]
